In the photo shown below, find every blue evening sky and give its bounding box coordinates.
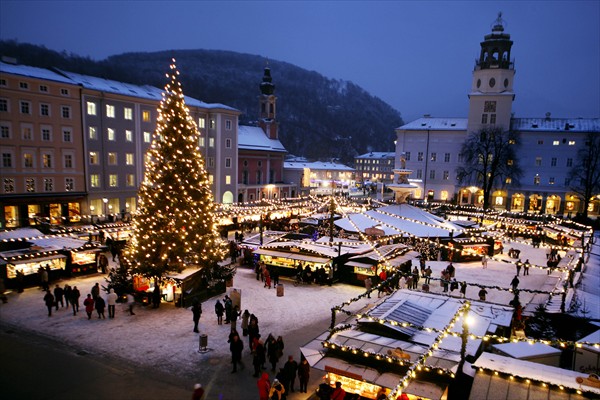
[1,0,598,123]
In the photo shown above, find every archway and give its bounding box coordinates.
[545,195,561,215]
[510,193,525,213]
[222,191,233,204]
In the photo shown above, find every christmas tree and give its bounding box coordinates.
[124,59,227,280]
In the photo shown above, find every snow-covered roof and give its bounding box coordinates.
[0,62,77,85]
[512,118,600,133]
[398,117,468,131]
[334,203,463,238]
[238,125,287,153]
[355,152,395,159]
[284,161,354,171]
[492,342,561,359]
[0,228,45,240]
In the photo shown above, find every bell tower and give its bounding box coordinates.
[467,12,516,133]
[258,64,279,139]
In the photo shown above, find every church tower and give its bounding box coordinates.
[467,13,515,134]
[258,65,279,140]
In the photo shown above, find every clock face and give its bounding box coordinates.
[477,79,481,88]
[489,78,496,88]
[504,78,509,88]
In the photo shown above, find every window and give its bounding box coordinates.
[124,107,133,120]
[429,170,436,179]
[535,157,542,167]
[207,157,215,168]
[198,117,205,129]
[484,101,496,112]
[416,169,422,179]
[0,79,6,86]
[64,154,73,168]
[533,175,540,185]
[538,140,544,145]
[106,104,115,118]
[65,178,74,191]
[490,114,496,124]
[109,175,118,187]
[223,157,232,168]
[209,137,215,148]
[62,128,72,142]
[39,85,48,92]
[209,119,215,129]
[89,152,99,165]
[553,140,559,146]
[226,120,232,130]
[125,130,133,142]
[142,110,150,121]
[551,157,557,167]
[481,114,488,124]
[61,106,71,118]
[42,153,52,168]
[568,140,575,146]
[23,153,33,168]
[199,137,205,147]
[0,125,10,138]
[108,152,117,165]
[126,174,135,186]
[60,88,69,96]
[417,152,424,162]
[89,126,98,139]
[4,178,15,193]
[41,127,51,141]
[226,138,232,148]
[143,131,151,143]
[505,177,512,184]
[22,125,32,140]
[107,128,116,141]
[226,175,231,184]
[43,178,53,192]
[443,170,449,180]
[87,102,97,115]
[549,177,555,185]
[20,101,31,114]
[26,178,36,192]
[242,170,249,185]
[40,103,50,116]
[564,177,570,186]
[256,171,262,184]
[566,158,573,167]
[444,153,450,162]
[209,174,214,184]
[430,152,437,162]
[507,159,513,166]
[19,81,29,90]
[126,153,134,165]
[0,98,7,112]
[405,152,411,161]
[90,174,100,188]
[2,153,12,168]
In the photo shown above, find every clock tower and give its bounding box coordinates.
[467,13,515,133]
[258,65,279,140]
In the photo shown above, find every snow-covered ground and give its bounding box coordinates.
[0,233,597,399]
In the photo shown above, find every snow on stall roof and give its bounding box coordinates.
[0,228,45,240]
[238,125,287,152]
[0,62,77,84]
[398,117,468,131]
[472,352,600,396]
[492,342,561,359]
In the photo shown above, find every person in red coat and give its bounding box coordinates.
[331,381,346,400]
[257,372,271,400]
[191,383,204,400]
[83,294,95,320]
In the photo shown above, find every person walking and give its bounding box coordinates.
[257,372,271,400]
[126,293,136,315]
[71,286,80,315]
[91,283,100,301]
[268,379,285,400]
[107,288,118,318]
[511,275,520,291]
[83,294,95,319]
[192,299,202,333]
[516,260,522,276]
[229,333,244,373]
[411,267,420,289]
[267,335,280,372]
[43,290,54,317]
[283,355,298,393]
[215,299,224,325]
[424,266,432,284]
[523,259,530,275]
[364,277,372,298]
[95,295,106,319]
[152,285,161,308]
[63,284,72,309]
[478,288,488,301]
[331,381,346,400]
[460,281,467,298]
[241,309,251,337]
[482,255,488,269]
[41,266,49,292]
[298,358,310,393]
[224,295,233,324]
[53,284,64,310]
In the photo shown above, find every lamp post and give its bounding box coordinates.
[102,198,108,222]
[458,308,474,376]
[90,205,95,224]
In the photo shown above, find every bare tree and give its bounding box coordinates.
[456,127,522,210]
[568,132,600,218]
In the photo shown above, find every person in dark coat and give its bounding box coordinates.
[224,295,232,323]
[511,275,520,291]
[71,286,80,315]
[252,339,266,377]
[283,355,298,393]
[95,295,106,319]
[229,333,244,373]
[91,283,100,300]
[53,284,64,310]
[16,270,25,293]
[152,285,161,308]
[192,300,202,333]
[43,290,54,317]
[267,335,280,372]
[298,358,310,393]
[63,284,72,308]
[214,299,224,325]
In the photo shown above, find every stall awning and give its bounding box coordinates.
[253,248,330,264]
[6,254,66,266]
[345,261,373,269]
[166,267,202,281]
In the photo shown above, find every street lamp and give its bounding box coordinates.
[90,205,95,224]
[102,198,108,221]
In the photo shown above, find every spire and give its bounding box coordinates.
[475,12,513,70]
[260,61,275,95]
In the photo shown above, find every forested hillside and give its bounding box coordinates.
[0,41,403,164]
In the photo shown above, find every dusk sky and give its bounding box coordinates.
[1,1,598,123]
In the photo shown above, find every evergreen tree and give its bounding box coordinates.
[123,59,226,281]
[525,304,556,339]
[104,264,133,298]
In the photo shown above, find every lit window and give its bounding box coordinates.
[226,138,232,148]
[65,178,74,191]
[90,174,100,188]
[107,128,116,141]
[126,153,134,165]
[44,178,54,192]
[20,101,31,114]
[507,159,513,166]
[226,175,231,184]
[23,153,33,168]
[142,110,150,121]
[549,177,555,185]
[126,174,135,186]
[553,140,559,146]
[89,126,98,139]
[505,177,512,184]
[209,137,215,148]
[199,137,205,147]
[89,152,99,165]
[124,107,133,120]
[40,103,50,116]
[443,171,449,180]
[61,106,71,119]
[109,175,118,187]
[87,102,97,115]
[534,175,540,185]
[198,118,205,128]
[63,128,72,142]
[225,157,232,168]
[568,140,575,146]
[4,178,15,193]
[64,154,73,168]
[106,104,115,118]
[42,154,52,168]
[209,174,214,184]
[143,131,151,143]
[41,127,51,141]
[209,119,215,129]
[26,178,36,192]
[125,130,133,142]
[108,152,117,165]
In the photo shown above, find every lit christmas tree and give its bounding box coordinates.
[124,59,227,281]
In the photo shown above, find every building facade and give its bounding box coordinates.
[284,160,355,196]
[394,16,600,217]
